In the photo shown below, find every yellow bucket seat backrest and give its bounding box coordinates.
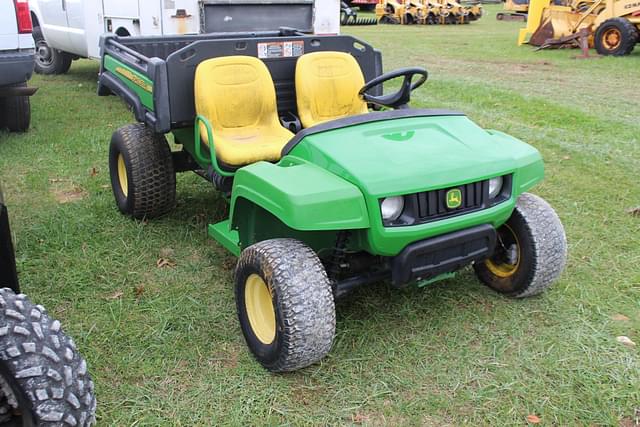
[194,56,294,167]
[295,52,369,128]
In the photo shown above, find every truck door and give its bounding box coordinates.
[36,0,71,48]
[63,0,88,57]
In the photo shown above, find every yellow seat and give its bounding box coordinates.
[295,52,369,128]
[194,56,294,167]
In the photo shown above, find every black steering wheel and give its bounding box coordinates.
[358,67,428,109]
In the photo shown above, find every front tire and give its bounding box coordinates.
[594,18,639,56]
[235,239,336,372]
[0,288,96,426]
[474,193,567,298]
[108,123,176,219]
[33,27,72,75]
[0,84,30,132]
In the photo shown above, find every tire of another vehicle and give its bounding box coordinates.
[235,239,336,372]
[0,288,96,426]
[32,27,72,75]
[0,84,30,132]
[473,193,567,298]
[108,123,176,219]
[594,18,639,56]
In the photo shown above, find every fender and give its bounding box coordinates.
[230,161,369,232]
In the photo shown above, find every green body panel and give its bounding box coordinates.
[281,115,543,256]
[230,161,369,231]
[208,113,544,258]
[103,55,154,111]
[208,221,240,256]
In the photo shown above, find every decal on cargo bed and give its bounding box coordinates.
[257,41,304,59]
[115,66,153,93]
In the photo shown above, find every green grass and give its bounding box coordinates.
[1,5,639,424]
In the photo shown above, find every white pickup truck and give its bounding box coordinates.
[29,0,340,74]
[0,0,37,132]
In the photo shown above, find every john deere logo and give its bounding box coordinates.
[446,189,462,209]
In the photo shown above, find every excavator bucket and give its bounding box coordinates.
[530,6,588,45]
[518,0,551,44]
[519,0,596,46]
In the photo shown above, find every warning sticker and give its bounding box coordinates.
[257,41,304,59]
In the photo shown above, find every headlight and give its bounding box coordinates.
[488,176,503,199]
[380,196,404,221]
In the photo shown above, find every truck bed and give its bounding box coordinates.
[98,29,383,133]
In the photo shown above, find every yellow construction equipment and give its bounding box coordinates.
[465,2,484,20]
[376,0,406,23]
[441,0,472,23]
[497,0,530,21]
[376,0,483,23]
[519,0,640,55]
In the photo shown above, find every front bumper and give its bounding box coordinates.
[0,49,35,88]
[390,224,495,286]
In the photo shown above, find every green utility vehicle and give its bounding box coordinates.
[98,29,567,372]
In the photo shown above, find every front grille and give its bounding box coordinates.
[416,180,487,222]
[381,175,513,227]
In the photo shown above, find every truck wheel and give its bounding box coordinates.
[235,239,336,372]
[594,18,639,56]
[33,27,72,75]
[474,193,567,298]
[0,288,96,426]
[108,123,176,219]
[0,84,30,132]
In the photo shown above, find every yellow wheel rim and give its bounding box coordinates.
[117,154,128,197]
[602,28,621,50]
[244,274,276,345]
[485,223,520,278]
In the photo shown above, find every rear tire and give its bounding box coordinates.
[33,27,72,75]
[594,18,639,56]
[0,84,30,132]
[0,288,96,426]
[235,239,336,372]
[474,193,567,298]
[108,123,176,219]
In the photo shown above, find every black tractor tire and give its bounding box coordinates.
[108,123,176,219]
[0,84,30,132]
[594,18,639,56]
[0,288,96,426]
[235,239,336,372]
[474,193,567,298]
[33,27,72,75]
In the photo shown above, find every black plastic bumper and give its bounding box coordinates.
[391,224,496,286]
[0,203,19,292]
[0,49,35,88]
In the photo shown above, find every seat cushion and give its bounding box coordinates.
[295,51,369,128]
[214,124,295,166]
[194,56,294,167]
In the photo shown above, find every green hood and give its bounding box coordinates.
[286,115,542,196]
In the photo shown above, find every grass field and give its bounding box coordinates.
[1,5,639,425]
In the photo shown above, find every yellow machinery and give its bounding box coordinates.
[519,0,640,55]
[465,2,484,20]
[376,0,483,23]
[441,0,472,23]
[497,0,530,21]
[376,0,407,23]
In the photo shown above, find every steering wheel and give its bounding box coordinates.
[358,67,428,109]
